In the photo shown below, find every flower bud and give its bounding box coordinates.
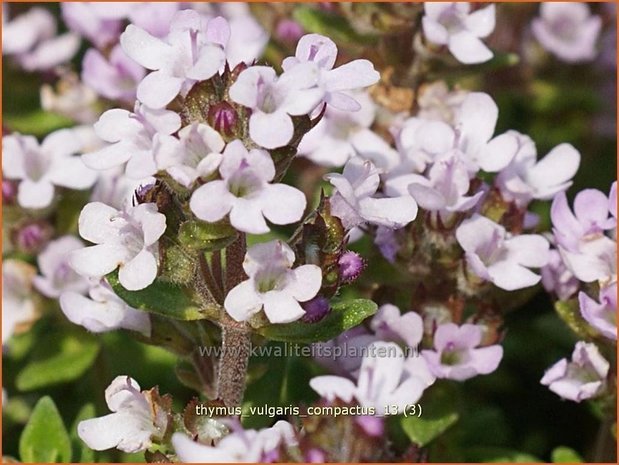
[301,296,330,323]
[276,19,304,42]
[207,101,238,137]
[338,251,365,283]
[305,448,327,463]
[355,415,384,437]
[12,220,54,254]
[2,179,18,205]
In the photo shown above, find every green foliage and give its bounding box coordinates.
[257,298,377,343]
[293,6,377,46]
[551,446,583,463]
[16,327,100,391]
[19,396,72,463]
[401,384,459,447]
[107,270,207,321]
[178,220,237,252]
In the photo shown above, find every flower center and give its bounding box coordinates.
[228,165,262,199]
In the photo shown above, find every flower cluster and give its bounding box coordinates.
[2,2,615,463]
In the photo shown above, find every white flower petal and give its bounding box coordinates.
[224,280,262,322]
[118,249,158,291]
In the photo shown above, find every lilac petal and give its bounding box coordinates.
[488,261,541,291]
[249,111,294,149]
[478,133,518,172]
[324,92,361,112]
[118,249,157,290]
[229,66,277,108]
[78,202,121,244]
[206,16,231,47]
[262,291,306,323]
[574,189,611,228]
[189,181,233,222]
[132,203,166,246]
[120,24,171,70]
[82,143,133,171]
[48,157,98,190]
[457,92,498,151]
[78,412,152,453]
[69,245,126,278]
[309,376,356,403]
[504,234,550,268]
[93,109,141,142]
[229,199,270,234]
[17,179,55,209]
[408,183,446,211]
[260,184,306,225]
[358,196,418,228]
[470,345,503,375]
[322,60,380,92]
[287,265,322,302]
[188,45,226,81]
[136,71,184,109]
[528,144,580,196]
[422,17,448,45]
[224,280,262,322]
[295,34,338,70]
[464,4,496,38]
[448,30,493,64]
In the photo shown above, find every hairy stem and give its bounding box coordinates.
[224,232,247,293]
[217,320,251,407]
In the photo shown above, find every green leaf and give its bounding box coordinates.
[401,384,459,447]
[70,404,96,463]
[16,328,100,391]
[464,446,541,463]
[5,110,74,137]
[178,220,237,251]
[19,396,71,463]
[107,270,207,320]
[257,298,377,343]
[293,7,377,46]
[552,446,583,463]
[555,299,597,339]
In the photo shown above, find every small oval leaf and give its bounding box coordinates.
[257,298,377,343]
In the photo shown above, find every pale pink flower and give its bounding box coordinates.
[190,140,306,234]
[422,323,503,381]
[70,202,166,291]
[224,240,322,324]
[422,3,496,64]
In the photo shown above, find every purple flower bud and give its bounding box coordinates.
[208,101,238,137]
[276,19,304,42]
[13,220,53,254]
[338,251,365,283]
[355,415,384,437]
[305,448,327,463]
[2,179,18,204]
[133,182,156,205]
[302,296,330,323]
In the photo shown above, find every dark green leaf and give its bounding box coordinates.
[19,396,71,463]
[107,271,208,321]
[16,328,100,391]
[257,298,377,343]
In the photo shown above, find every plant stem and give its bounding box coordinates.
[217,319,251,407]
